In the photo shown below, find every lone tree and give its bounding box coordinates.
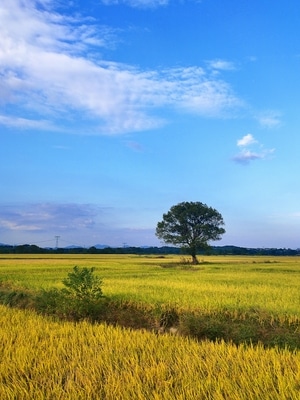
[156,201,225,264]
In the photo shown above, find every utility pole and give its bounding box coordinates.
[55,236,60,249]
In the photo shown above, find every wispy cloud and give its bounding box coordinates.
[233,134,275,164]
[237,133,257,147]
[0,202,158,247]
[207,59,236,71]
[233,149,274,164]
[0,1,243,135]
[289,212,300,218]
[100,0,169,8]
[0,115,53,130]
[234,150,260,163]
[257,111,282,128]
[125,140,145,152]
[0,203,98,233]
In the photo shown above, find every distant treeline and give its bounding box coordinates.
[0,244,299,256]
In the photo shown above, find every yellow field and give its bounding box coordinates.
[1,254,300,398]
[1,254,300,317]
[1,304,300,400]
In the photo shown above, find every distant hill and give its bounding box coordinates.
[64,245,85,249]
[93,244,110,249]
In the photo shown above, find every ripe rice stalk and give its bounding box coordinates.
[1,305,300,399]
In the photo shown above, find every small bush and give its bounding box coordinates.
[36,266,105,321]
[62,266,103,301]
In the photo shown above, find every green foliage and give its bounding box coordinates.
[62,266,103,301]
[60,266,104,320]
[36,288,68,318]
[36,266,104,321]
[156,201,225,263]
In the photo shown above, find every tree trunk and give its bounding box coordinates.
[191,254,199,264]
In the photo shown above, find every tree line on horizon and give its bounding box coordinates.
[0,243,299,256]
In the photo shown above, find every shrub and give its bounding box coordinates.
[37,266,104,321]
[62,266,103,301]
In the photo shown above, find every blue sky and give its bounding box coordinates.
[1,0,300,249]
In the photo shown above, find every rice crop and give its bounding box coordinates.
[1,304,300,400]
[1,254,300,319]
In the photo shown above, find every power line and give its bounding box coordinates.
[54,236,60,249]
[13,237,86,248]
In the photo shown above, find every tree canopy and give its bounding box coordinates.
[156,201,225,264]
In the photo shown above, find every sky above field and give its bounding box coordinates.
[1,0,300,249]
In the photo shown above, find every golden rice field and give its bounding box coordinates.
[1,254,300,399]
[1,304,300,400]
[1,254,300,317]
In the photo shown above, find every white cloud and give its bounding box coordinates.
[233,134,275,164]
[0,0,243,135]
[207,59,236,71]
[237,133,257,147]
